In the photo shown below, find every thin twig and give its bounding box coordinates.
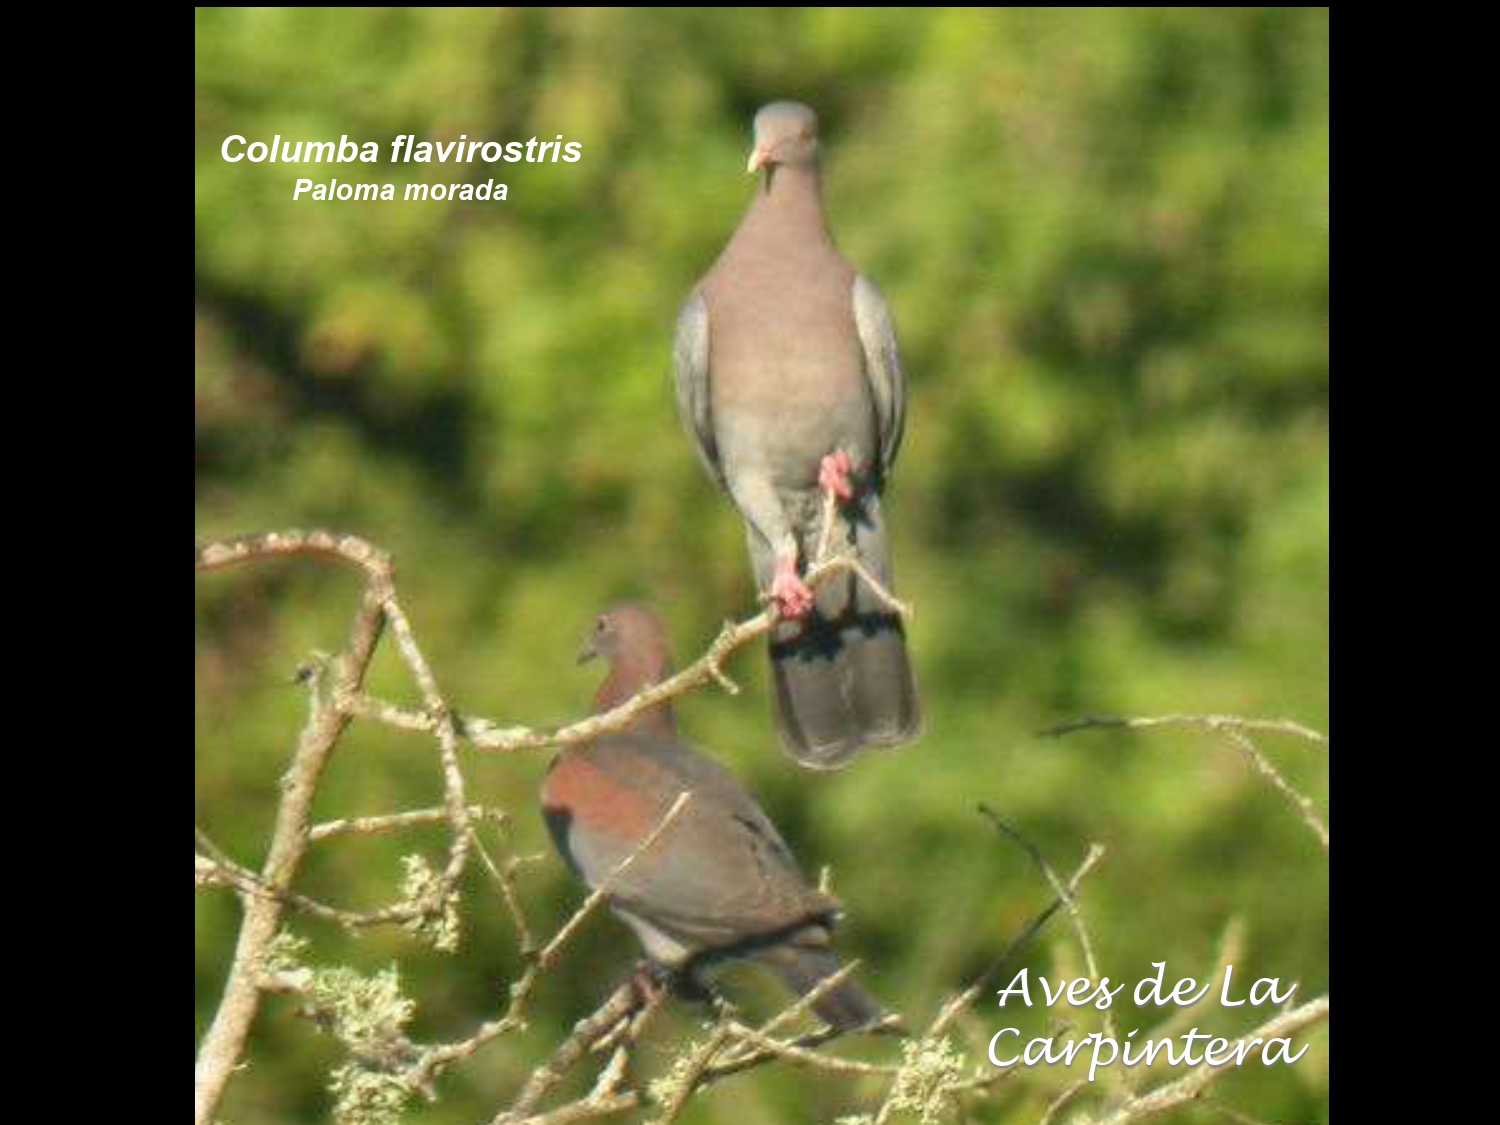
[696,1024,847,1086]
[499,978,657,1122]
[976,808,1114,1043]
[310,805,500,842]
[194,838,411,927]
[378,593,476,880]
[722,1020,898,1077]
[474,826,537,955]
[757,958,863,1038]
[1040,714,1327,747]
[1221,726,1329,852]
[814,488,840,563]
[1046,714,1329,852]
[652,1021,737,1125]
[1090,995,1329,1125]
[538,792,692,969]
[1038,1079,1089,1125]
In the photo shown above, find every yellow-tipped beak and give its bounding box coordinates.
[747,146,769,174]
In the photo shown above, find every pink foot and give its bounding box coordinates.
[818,449,855,502]
[632,961,669,1005]
[772,555,815,619]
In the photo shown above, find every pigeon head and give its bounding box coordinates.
[577,603,671,671]
[579,603,677,731]
[747,101,820,174]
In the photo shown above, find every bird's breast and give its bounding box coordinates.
[541,753,664,847]
[705,263,876,487]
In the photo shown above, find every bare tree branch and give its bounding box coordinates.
[310,806,503,843]
[498,977,662,1122]
[195,540,387,1125]
[1040,714,1327,747]
[1045,713,1329,853]
[651,1020,738,1125]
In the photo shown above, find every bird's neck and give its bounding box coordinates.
[744,162,831,246]
[593,655,677,738]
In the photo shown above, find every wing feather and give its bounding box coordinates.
[851,275,908,480]
[672,291,724,489]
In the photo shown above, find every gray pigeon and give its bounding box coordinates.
[542,604,892,1031]
[674,100,920,768]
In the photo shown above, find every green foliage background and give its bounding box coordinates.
[195,9,1329,1124]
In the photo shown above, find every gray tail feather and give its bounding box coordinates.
[760,496,921,768]
[769,595,920,768]
[754,943,891,1033]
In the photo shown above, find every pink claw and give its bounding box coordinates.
[818,449,855,502]
[772,555,815,619]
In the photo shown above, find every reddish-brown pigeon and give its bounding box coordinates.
[540,604,890,1031]
[674,100,920,769]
